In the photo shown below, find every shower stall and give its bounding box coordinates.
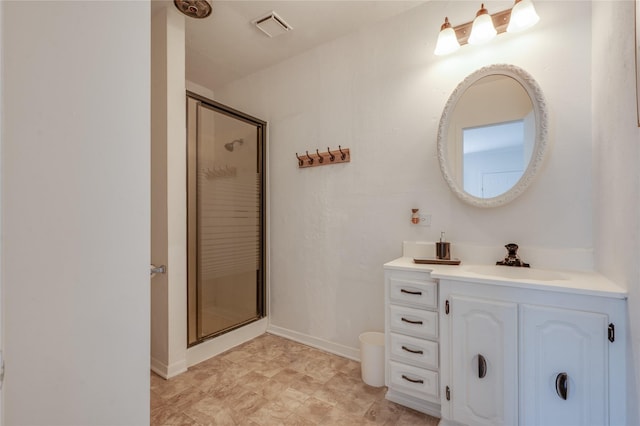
[186,92,266,346]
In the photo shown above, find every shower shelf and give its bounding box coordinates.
[296,146,350,169]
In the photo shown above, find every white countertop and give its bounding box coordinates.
[384,257,627,299]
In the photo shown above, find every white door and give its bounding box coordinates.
[450,295,518,426]
[0,2,4,421]
[2,2,150,425]
[520,304,608,426]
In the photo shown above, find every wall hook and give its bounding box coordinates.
[296,146,349,168]
[327,147,335,161]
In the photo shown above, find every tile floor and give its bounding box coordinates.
[151,333,439,425]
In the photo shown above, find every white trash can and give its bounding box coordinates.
[359,331,385,387]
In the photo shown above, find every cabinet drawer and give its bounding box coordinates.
[389,305,438,339]
[389,277,437,309]
[390,333,438,369]
[389,361,439,400]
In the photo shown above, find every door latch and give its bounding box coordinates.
[150,264,166,277]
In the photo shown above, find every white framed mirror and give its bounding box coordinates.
[437,64,548,208]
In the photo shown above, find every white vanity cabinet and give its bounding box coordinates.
[439,279,627,426]
[384,268,441,417]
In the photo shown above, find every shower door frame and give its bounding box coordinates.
[186,91,266,347]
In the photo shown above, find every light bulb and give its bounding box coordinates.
[507,0,540,33]
[434,17,460,56]
[468,3,497,45]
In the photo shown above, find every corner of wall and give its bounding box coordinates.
[150,2,188,375]
[591,2,640,424]
[267,324,360,361]
[186,80,214,100]
[150,356,188,380]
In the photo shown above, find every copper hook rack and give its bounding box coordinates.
[295,146,350,168]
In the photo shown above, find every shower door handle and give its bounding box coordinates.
[150,264,166,277]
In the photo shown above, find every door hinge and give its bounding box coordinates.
[608,323,615,343]
[445,300,450,315]
[446,385,451,401]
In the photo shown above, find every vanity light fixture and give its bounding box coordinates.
[506,0,540,33]
[434,0,540,55]
[434,17,460,56]
[468,3,497,45]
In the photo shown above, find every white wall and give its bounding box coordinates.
[591,1,640,424]
[0,2,4,421]
[1,1,150,424]
[150,5,188,379]
[213,1,594,354]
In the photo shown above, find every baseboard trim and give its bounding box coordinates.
[186,317,268,367]
[153,321,360,377]
[437,419,464,426]
[266,324,360,361]
[150,357,187,379]
[385,389,441,418]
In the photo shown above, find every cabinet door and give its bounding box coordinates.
[450,295,518,426]
[520,305,608,426]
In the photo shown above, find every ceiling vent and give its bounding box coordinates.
[253,12,292,38]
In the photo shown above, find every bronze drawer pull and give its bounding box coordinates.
[402,345,424,355]
[401,317,423,325]
[400,289,422,296]
[402,374,424,384]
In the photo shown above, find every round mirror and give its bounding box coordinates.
[437,64,548,208]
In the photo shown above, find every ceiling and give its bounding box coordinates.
[154,1,425,90]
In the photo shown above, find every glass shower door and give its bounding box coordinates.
[187,94,265,345]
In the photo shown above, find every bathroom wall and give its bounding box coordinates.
[151,5,188,378]
[591,1,640,424]
[214,1,594,355]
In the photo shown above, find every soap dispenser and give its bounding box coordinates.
[436,232,450,260]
